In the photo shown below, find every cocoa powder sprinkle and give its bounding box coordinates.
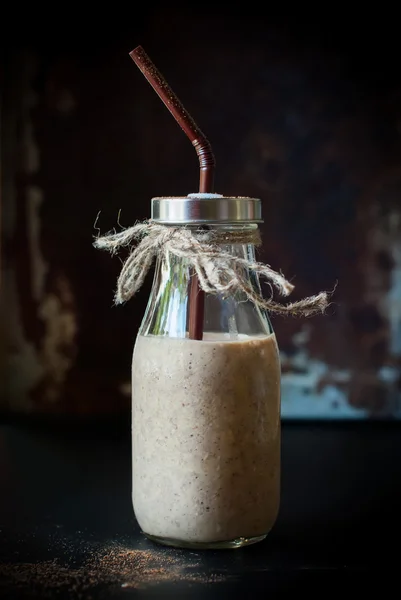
[0,541,228,596]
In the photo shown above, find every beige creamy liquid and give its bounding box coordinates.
[131,332,281,543]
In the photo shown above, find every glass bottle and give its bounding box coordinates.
[131,194,281,549]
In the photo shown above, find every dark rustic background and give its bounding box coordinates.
[1,8,401,418]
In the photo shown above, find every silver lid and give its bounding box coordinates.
[151,193,263,224]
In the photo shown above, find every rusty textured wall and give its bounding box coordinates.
[1,12,401,418]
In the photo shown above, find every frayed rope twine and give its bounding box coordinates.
[94,220,333,316]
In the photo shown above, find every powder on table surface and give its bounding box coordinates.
[0,541,229,597]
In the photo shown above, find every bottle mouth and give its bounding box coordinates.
[151,193,263,225]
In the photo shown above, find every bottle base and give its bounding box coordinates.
[143,532,267,550]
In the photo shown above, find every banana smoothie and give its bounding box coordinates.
[132,332,281,545]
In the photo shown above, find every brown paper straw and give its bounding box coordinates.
[130,46,215,339]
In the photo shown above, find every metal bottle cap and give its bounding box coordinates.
[151,193,263,225]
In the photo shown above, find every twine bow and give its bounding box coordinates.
[94,221,331,316]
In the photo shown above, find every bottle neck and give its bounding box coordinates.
[139,224,273,339]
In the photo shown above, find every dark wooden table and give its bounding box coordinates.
[0,418,400,598]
